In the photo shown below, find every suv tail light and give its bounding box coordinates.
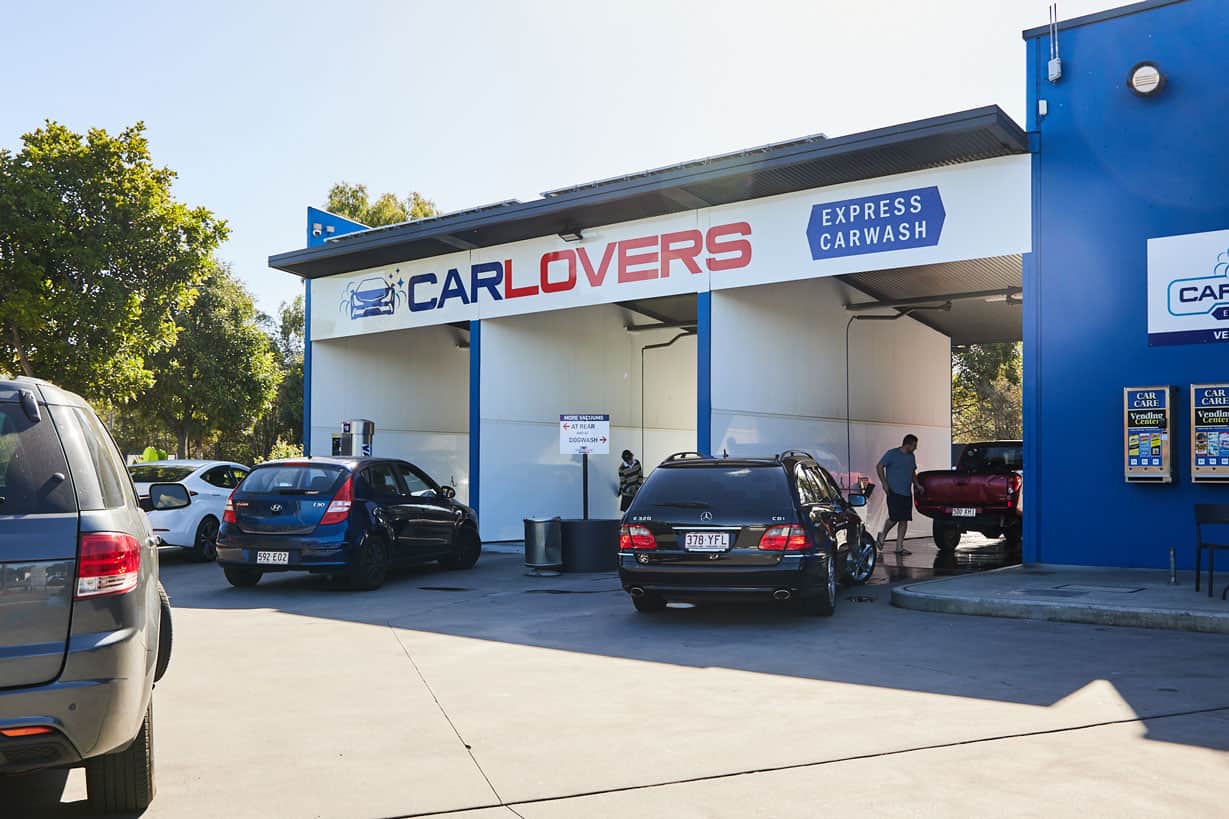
[318,475,354,525]
[1006,473,1022,507]
[758,525,810,551]
[222,489,238,524]
[76,532,140,599]
[619,524,656,550]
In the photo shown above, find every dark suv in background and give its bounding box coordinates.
[216,457,481,590]
[618,451,877,616]
[0,377,176,814]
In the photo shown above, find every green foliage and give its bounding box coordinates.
[251,295,305,457]
[138,263,282,458]
[325,182,440,227]
[140,446,168,462]
[261,438,304,463]
[952,342,1022,441]
[0,121,227,402]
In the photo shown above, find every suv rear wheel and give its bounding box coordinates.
[223,566,262,588]
[85,702,155,814]
[154,583,172,683]
[933,520,962,552]
[794,556,837,617]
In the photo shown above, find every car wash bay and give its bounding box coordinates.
[275,106,1032,547]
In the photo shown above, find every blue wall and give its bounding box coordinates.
[1027,0,1229,567]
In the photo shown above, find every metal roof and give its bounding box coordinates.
[270,106,1029,279]
[1022,0,1185,39]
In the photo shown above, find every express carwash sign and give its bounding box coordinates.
[309,156,1030,341]
[1147,228,1229,346]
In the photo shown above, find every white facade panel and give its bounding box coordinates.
[309,326,470,502]
[710,278,951,533]
[479,304,696,541]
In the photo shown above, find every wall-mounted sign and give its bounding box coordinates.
[805,186,945,260]
[309,156,1030,341]
[1191,384,1229,483]
[1147,228,1229,346]
[560,414,610,456]
[1124,386,1175,483]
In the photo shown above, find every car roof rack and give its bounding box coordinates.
[662,451,712,463]
[778,450,815,461]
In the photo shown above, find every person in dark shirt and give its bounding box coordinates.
[876,434,920,556]
[618,450,643,512]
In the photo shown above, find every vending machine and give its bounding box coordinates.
[1124,386,1176,484]
[1191,384,1229,484]
[331,419,375,457]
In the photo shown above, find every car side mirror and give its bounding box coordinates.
[440,485,456,499]
[847,493,868,508]
[149,483,190,511]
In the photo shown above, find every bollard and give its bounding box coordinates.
[1169,547,1177,585]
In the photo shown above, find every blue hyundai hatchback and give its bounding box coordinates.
[215,457,480,590]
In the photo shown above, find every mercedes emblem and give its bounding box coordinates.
[700,511,713,521]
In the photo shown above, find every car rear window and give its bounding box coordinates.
[0,403,76,516]
[959,444,1024,473]
[129,464,196,483]
[241,463,346,495]
[633,465,791,516]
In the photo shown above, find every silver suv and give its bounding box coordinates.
[0,377,174,813]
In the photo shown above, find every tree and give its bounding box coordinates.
[325,182,440,227]
[251,296,305,457]
[140,263,281,457]
[0,121,227,402]
[952,342,1022,441]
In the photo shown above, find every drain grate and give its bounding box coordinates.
[1019,589,1088,598]
[847,595,876,603]
[1055,584,1145,594]
[524,588,617,595]
[418,586,472,592]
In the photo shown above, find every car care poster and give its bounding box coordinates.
[1191,384,1229,483]
[1124,387,1174,483]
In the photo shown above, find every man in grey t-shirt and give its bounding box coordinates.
[876,434,920,556]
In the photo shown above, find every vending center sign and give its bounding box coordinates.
[559,414,610,456]
[309,156,1030,340]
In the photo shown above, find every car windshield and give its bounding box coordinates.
[959,444,1024,473]
[240,463,346,495]
[128,464,196,483]
[634,465,791,516]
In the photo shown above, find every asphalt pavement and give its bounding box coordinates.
[8,541,1228,818]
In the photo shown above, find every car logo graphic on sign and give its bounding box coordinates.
[700,511,713,521]
[270,504,283,513]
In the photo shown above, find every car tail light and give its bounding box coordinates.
[1006,473,1022,506]
[619,524,656,550]
[758,525,810,551]
[76,532,141,599]
[318,475,354,525]
[0,727,52,738]
[222,489,238,524]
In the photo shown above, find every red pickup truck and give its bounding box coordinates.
[915,441,1023,551]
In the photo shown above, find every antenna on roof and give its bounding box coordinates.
[1047,3,1063,83]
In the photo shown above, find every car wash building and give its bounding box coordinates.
[271,0,1229,568]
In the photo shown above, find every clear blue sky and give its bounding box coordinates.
[2,0,1113,314]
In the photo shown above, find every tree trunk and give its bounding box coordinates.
[7,325,34,377]
[177,420,190,460]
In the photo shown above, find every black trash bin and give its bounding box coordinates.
[524,517,563,574]
[560,518,620,572]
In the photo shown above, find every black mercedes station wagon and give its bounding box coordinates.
[618,451,878,616]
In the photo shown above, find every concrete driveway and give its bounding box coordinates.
[8,546,1228,817]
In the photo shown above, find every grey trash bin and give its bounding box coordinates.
[524,517,563,574]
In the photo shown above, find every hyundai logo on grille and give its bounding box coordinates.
[700,511,713,521]
[270,504,283,513]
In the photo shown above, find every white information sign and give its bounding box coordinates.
[559,414,610,455]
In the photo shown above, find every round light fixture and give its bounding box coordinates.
[1127,61,1166,97]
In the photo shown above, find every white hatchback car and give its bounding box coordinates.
[129,460,250,561]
